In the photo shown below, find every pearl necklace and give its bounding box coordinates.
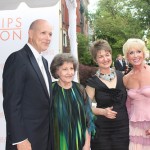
[96,68,116,82]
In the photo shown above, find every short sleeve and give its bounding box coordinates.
[86,76,98,88]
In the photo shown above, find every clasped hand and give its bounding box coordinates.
[103,106,117,119]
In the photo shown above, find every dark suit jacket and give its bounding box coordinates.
[3,44,53,150]
[114,60,126,72]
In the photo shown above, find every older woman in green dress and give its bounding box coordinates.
[50,53,95,150]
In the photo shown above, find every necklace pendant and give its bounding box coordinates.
[96,68,116,82]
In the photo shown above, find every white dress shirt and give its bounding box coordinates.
[28,43,50,95]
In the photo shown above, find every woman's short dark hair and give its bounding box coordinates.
[90,39,112,62]
[50,53,78,79]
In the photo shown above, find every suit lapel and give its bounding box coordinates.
[42,58,53,106]
[25,45,49,99]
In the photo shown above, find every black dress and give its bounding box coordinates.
[86,71,129,150]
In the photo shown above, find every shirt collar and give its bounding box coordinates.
[27,43,41,60]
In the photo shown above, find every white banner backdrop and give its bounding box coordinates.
[0,2,60,149]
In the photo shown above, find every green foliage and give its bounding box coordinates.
[128,0,150,29]
[127,0,150,41]
[89,0,148,61]
[77,33,94,65]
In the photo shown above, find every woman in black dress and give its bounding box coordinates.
[86,39,129,150]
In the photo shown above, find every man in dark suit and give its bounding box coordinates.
[3,19,53,150]
[114,54,126,74]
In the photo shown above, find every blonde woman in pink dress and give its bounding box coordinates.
[123,38,150,150]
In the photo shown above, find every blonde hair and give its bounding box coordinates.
[123,38,147,59]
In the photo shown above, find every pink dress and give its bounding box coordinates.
[127,86,150,150]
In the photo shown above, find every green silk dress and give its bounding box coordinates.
[52,81,95,150]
